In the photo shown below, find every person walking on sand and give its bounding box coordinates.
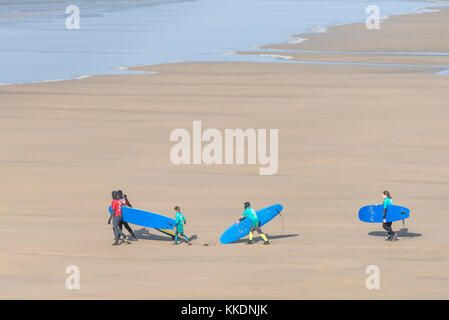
[173,206,191,245]
[382,191,398,241]
[116,190,138,241]
[109,191,131,246]
[240,202,270,245]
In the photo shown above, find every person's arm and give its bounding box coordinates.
[183,215,187,225]
[383,201,387,223]
[109,203,115,224]
[238,210,247,222]
[124,195,132,208]
[108,211,114,224]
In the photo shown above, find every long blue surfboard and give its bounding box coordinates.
[220,204,283,244]
[108,206,175,229]
[358,204,410,223]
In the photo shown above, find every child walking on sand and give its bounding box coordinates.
[173,206,191,245]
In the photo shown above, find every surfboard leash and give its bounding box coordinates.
[400,211,406,229]
[276,208,285,235]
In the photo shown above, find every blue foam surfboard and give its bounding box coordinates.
[108,206,175,229]
[220,204,283,244]
[358,204,410,223]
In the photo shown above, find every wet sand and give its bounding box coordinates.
[0,9,448,299]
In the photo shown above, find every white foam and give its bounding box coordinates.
[415,7,440,13]
[287,36,308,44]
[258,54,293,60]
[309,26,328,34]
[76,75,91,80]
[113,65,158,75]
[0,77,86,86]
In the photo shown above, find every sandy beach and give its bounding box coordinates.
[1,7,448,299]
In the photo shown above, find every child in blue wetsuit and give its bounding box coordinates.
[382,191,398,241]
[173,206,191,245]
[240,202,270,245]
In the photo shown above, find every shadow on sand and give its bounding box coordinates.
[134,228,198,242]
[368,228,423,239]
[134,228,172,241]
[233,233,299,244]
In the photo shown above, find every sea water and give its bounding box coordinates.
[0,0,448,84]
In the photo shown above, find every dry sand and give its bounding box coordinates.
[0,9,448,299]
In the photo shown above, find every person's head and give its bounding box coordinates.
[244,202,250,209]
[112,191,118,200]
[383,191,392,199]
[174,206,180,212]
[117,190,123,198]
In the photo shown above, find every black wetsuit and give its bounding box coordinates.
[113,215,127,241]
[382,207,395,238]
[119,197,137,240]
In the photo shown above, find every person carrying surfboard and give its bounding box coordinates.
[116,190,138,241]
[240,202,270,245]
[382,191,398,241]
[173,206,191,245]
[109,191,131,246]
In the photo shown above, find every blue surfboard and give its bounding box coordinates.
[220,204,283,244]
[108,206,175,229]
[358,204,410,223]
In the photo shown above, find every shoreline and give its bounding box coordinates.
[1,4,449,86]
[109,7,449,75]
[277,4,446,48]
[237,7,449,75]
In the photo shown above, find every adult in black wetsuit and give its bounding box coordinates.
[117,190,138,241]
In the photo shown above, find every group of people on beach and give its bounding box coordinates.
[108,190,398,246]
[109,190,192,246]
[108,191,270,246]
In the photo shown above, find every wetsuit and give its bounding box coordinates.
[174,211,190,244]
[382,197,395,238]
[242,206,268,243]
[119,196,137,240]
[110,199,127,242]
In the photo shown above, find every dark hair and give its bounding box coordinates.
[174,206,180,211]
[112,191,117,199]
[383,191,392,199]
[117,190,123,197]
[244,202,250,208]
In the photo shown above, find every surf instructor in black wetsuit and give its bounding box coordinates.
[117,190,138,241]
